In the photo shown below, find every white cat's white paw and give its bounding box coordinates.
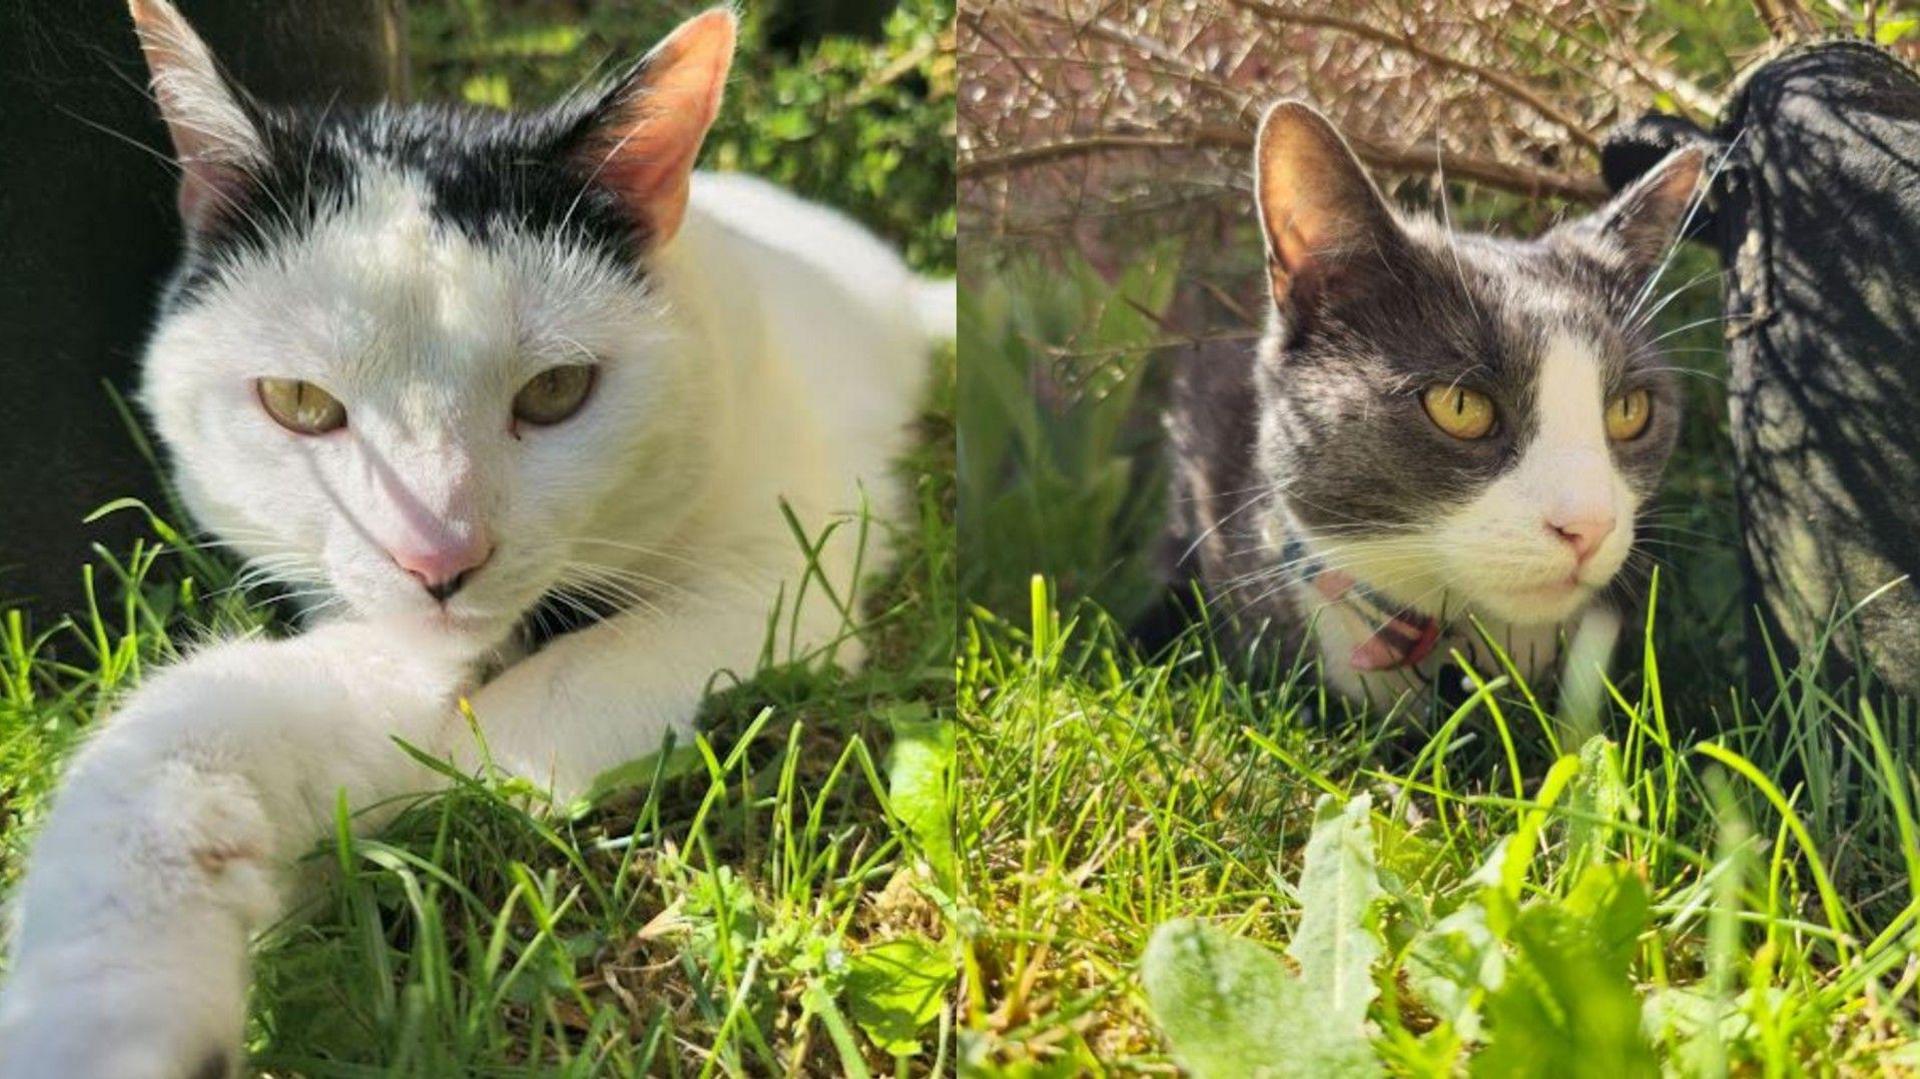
[0,938,245,1079]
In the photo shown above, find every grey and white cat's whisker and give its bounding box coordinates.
[1627,360,1726,385]
[1643,313,1739,348]
[218,554,328,599]
[560,549,769,605]
[557,558,684,596]
[1620,136,1738,331]
[1213,545,1436,604]
[1431,143,1483,324]
[541,586,637,643]
[1625,265,1726,336]
[568,535,725,571]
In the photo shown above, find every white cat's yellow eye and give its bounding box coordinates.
[257,378,346,435]
[1421,384,1497,440]
[512,364,596,426]
[1606,388,1653,441]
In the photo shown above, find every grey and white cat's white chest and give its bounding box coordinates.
[1291,581,1569,704]
[1259,512,1616,708]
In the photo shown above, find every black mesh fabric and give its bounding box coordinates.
[1605,42,1920,698]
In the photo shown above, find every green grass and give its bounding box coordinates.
[952,249,1920,1074]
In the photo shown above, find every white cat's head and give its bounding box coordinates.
[129,0,735,649]
[1249,102,1704,626]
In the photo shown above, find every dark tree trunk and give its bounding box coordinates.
[0,0,406,619]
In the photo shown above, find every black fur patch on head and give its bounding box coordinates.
[165,94,645,309]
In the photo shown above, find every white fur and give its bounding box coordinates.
[0,171,941,1073]
[1294,332,1632,703]
[135,7,262,169]
[1437,332,1636,625]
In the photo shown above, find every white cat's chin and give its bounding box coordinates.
[323,604,517,660]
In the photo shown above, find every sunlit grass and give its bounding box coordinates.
[954,578,1920,1073]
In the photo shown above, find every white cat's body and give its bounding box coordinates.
[0,76,948,1077]
[473,172,942,791]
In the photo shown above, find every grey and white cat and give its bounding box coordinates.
[0,2,949,1074]
[1164,101,1702,710]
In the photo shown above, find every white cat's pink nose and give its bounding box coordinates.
[390,535,493,602]
[1546,511,1615,563]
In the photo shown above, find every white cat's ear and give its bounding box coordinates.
[129,0,264,231]
[1254,101,1403,319]
[1562,146,1706,283]
[572,8,736,248]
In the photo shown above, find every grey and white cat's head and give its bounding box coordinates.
[1250,102,1703,627]
[128,0,734,651]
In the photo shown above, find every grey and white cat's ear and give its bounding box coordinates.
[128,0,264,231]
[1557,146,1707,284]
[1253,101,1403,320]
[572,8,736,248]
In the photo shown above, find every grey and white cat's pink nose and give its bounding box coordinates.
[1546,509,1615,563]
[389,534,494,601]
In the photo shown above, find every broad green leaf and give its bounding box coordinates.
[1876,16,1917,43]
[1473,864,1656,1078]
[1289,793,1386,1037]
[566,738,702,819]
[1561,863,1650,973]
[1404,905,1503,1042]
[460,74,511,109]
[1142,793,1384,1077]
[844,935,953,1057]
[1141,919,1305,1078]
[885,703,956,889]
[1642,986,1757,1075]
[1567,736,1629,866]
[478,24,583,59]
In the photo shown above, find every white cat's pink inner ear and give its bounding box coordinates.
[1530,334,1618,553]
[129,0,263,229]
[578,8,736,247]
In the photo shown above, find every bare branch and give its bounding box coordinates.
[959,125,1607,202]
[1225,0,1600,150]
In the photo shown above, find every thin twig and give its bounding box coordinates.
[960,127,1608,202]
[1224,0,1601,150]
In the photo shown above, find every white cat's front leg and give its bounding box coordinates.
[471,583,824,801]
[0,623,470,1079]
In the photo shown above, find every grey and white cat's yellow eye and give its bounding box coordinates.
[1606,388,1653,441]
[257,378,347,435]
[1421,384,1497,440]
[512,364,597,426]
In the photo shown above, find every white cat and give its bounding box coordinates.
[0,2,951,1074]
